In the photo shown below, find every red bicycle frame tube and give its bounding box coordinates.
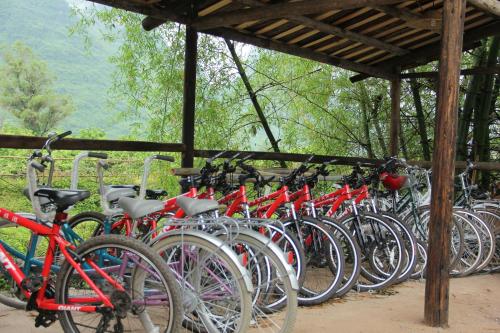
[351,185,370,205]
[248,186,291,219]
[311,184,353,217]
[0,208,118,312]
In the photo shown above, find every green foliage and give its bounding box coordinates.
[0,0,126,136]
[0,42,74,135]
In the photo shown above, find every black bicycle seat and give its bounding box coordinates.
[145,189,168,199]
[34,188,90,212]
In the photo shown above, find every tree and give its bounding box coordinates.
[0,41,74,135]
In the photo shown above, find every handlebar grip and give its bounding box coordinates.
[240,153,255,163]
[41,155,54,163]
[264,175,276,184]
[154,155,175,162]
[98,160,110,170]
[31,162,46,172]
[56,130,72,140]
[207,151,226,164]
[225,152,241,164]
[88,152,108,159]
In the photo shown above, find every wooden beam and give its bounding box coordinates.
[350,20,500,82]
[468,0,500,16]
[192,0,404,30]
[2,134,499,171]
[181,25,198,168]
[424,0,466,328]
[390,71,401,156]
[374,5,442,32]
[194,149,382,166]
[89,0,189,24]
[411,160,500,171]
[0,135,186,152]
[286,15,409,56]
[204,27,397,79]
[234,0,395,56]
[401,66,500,78]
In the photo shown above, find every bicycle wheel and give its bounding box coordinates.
[56,234,183,333]
[456,209,496,272]
[410,239,427,279]
[449,211,484,277]
[378,212,417,283]
[67,211,107,243]
[224,229,298,333]
[265,223,306,289]
[284,217,345,305]
[151,231,253,333]
[471,208,498,271]
[339,212,404,292]
[413,208,465,270]
[0,217,41,309]
[490,227,500,271]
[316,216,361,298]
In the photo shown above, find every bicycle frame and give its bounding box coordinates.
[0,208,121,312]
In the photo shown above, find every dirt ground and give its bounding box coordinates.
[0,274,498,333]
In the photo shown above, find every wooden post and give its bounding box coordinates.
[181,25,198,168]
[424,0,466,328]
[390,69,401,156]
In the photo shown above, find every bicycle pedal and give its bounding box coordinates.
[34,310,57,328]
[26,290,39,311]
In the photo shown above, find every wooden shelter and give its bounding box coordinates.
[1,0,499,328]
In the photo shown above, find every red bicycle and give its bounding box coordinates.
[0,132,182,332]
[202,156,345,305]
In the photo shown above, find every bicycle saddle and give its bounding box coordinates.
[103,186,137,203]
[22,186,51,205]
[106,185,167,200]
[176,196,219,217]
[117,197,164,220]
[145,189,168,200]
[33,188,90,212]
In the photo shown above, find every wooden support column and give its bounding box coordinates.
[181,25,198,168]
[424,0,466,328]
[390,69,401,156]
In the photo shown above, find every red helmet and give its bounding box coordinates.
[380,172,408,191]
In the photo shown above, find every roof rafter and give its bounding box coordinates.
[374,5,442,32]
[468,0,500,16]
[191,0,405,31]
[350,20,500,82]
[286,15,409,56]
[204,27,397,80]
[234,0,409,56]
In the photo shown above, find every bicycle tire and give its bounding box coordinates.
[284,217,345,305]
[56,234,183,333]
[378,212,417,283]
[224,229,298,333]
[151,231,253,333]
[338,212,404,292]
[315,215,361,298]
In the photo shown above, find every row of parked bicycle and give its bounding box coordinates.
[0,131,498,333]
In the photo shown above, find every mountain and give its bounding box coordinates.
[0,0,126,137]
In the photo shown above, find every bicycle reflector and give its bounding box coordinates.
[380,172,408,191]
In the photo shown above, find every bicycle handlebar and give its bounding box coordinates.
[207,151,226,164]
[88,152,109,159]
[31,161,46,172]
[152,154,175,162]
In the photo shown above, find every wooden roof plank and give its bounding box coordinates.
[192,0,405,30]
[350,20,500,82]
[204,27,397,79]
[287,14,409,55]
